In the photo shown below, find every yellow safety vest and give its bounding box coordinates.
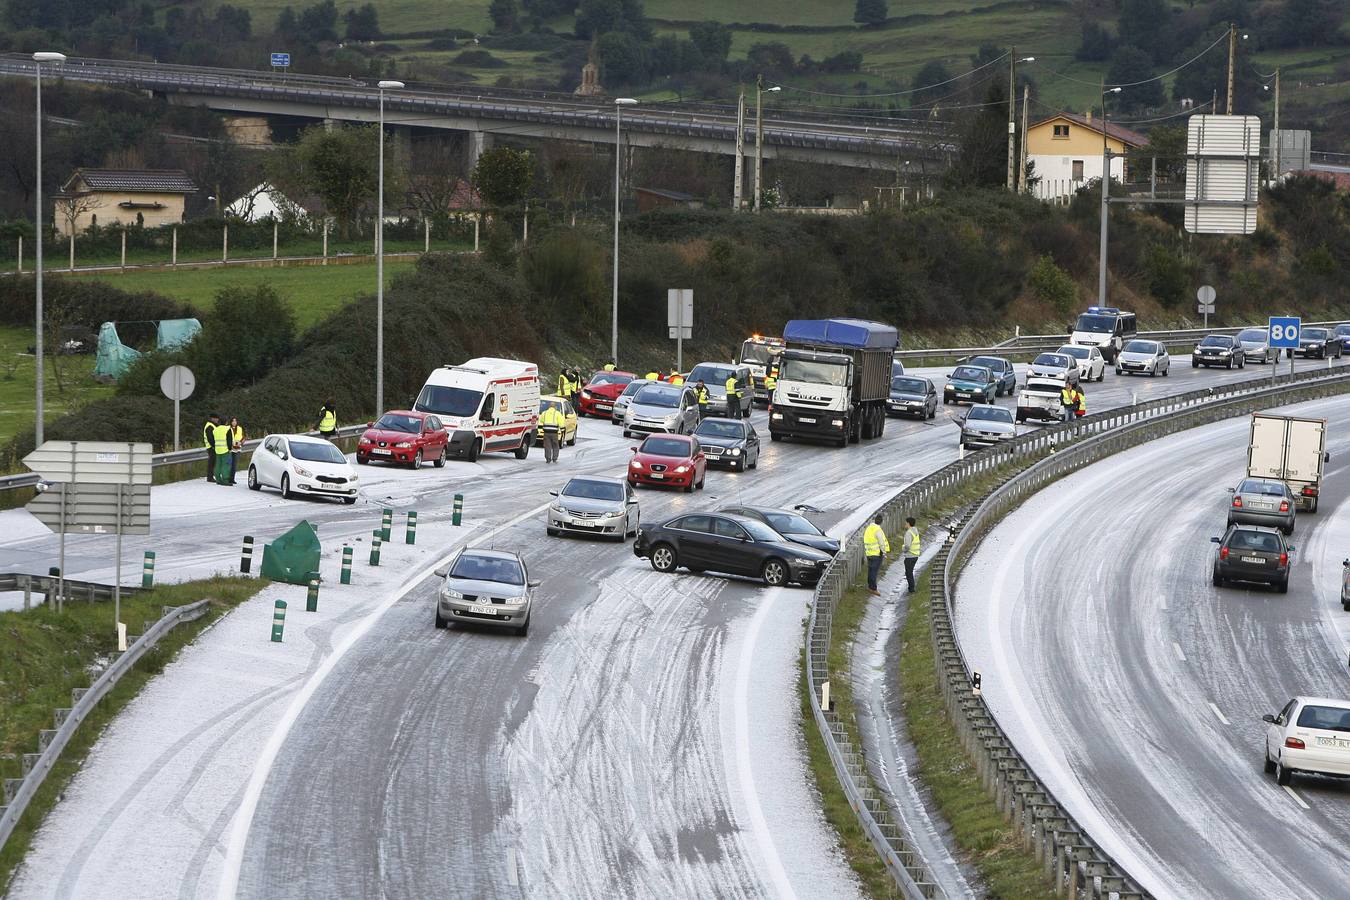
[540,407,565,431]
[697,387,709,405]
[863,523,890,557]
[764,374,777,390]
[319,409,337,432]
[1075,392,1085,415]
[230,425,243,448]
[212,424,230,454]
[645,371,660,381]
[1061,388,1075,407]
[670,375,685,386]
[726,376,738,398]
[203,422,214,449]
[603,363,615,371]
[904,527,921,557]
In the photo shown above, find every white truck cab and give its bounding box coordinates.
[414,358,540,462]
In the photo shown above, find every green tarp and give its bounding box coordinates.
[93,322,142,381]
[157,318,201,350]
[260,520,321,585]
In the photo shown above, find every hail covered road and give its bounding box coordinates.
[954,393,1350,899]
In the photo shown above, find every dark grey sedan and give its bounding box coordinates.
[1211,525,1293,592]
[1295,327,1343,359]
[693,417,760,470]
[1228,478,1296,534]
[888,375,938,419]
[718,505,840,555]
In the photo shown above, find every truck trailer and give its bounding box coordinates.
[1247,413,1329,512]
[769,318,898,447]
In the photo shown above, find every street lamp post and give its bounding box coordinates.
[32,51,65,448]
[375,79,403,417]
[754,77,780,211]
[611,98,637,365]
[1007,53,1034,191]
[1098,84,1122,306]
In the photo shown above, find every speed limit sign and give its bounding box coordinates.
[1268,317,1301,348]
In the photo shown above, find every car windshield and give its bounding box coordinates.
[1336,325,1350,336]
[1200,336,1230,347]
[968,407,1012,423]
[1075,314,1115,333]
[589,372,632,387]
[1033,354,1067,367]
[449,553,524,585]
[634,386,680,407]
[540,399,564,413]
[1124,340,1159,353]
[1238,480,1286,496]
[688,364,735,385]
[695,420,743,439]
[740,519,785,542]
[778,358,848,386]
[641,436,691,457]
[561,478,625,502]
[763,511,823,535]
[289,441,347,464]
[1295,705,1350,732]
[618,381,649,399]
[892,376,927,394]
[739,342,776,365]
[1238,329,1267,343]
[1227,530,1281,552]
[1303,328,1328,340]
[951,366,989,381]
[374,414,422,434]
[969,357,1006,371]
[415,384,483,417]
[1058,346,1089,359]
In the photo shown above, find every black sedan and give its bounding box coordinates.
[634,512,833,586]
[967,355,1018,396]
[888,375,938,419]
[692,417,760,470]
[1211,524,1293,592]
[1295,326,1343,359]
[1192,334,1245,369]
[718,505,841,555]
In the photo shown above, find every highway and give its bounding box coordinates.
[954,393,1350,899]
[6,354,1343,899]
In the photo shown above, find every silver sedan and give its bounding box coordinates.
[434,548,538,636]
[1236,327,1278,364]
[1227,477,1296,535]
[623,383,699,437]
[547,475,640,541]
[959,404,1018,448]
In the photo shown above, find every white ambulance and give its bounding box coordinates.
[413,358,540,462]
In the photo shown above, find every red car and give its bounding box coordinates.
[576,370,636,418]
[628,434,706,492]
[357,410,449,468]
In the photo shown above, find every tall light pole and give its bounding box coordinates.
[611,98,637,366]
[754,77,780,211]
[1098,84,1122,306]
[32,52,65,448]
[375,79,403,416]
[1007,53,1034,191]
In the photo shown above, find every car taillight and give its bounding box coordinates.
[1219,547,1229,560]
[1279,500,1290,512]
[1279,552,1288,565]
[1302,486,1317,496]
[1285,737,1305,749]
[1231,496,1242,508]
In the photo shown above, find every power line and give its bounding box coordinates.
[771,51,1010,99]
[1033,30,1230,90]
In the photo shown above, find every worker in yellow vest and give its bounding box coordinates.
[902,516,921,594]
[539,404,567,464]
[695,381,709,420]
[725,374,742,418]
[212,417,232,485]
[316,401,338,440]
[202,413,221,483]
[863,514,890,596]
[227,417,244,485]
[603,361,616,372]
[557,371,574,402]
[669,368,685,386]
[644,370,660,381]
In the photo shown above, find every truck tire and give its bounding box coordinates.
[514,434,532,459]
[771,432,783,442]
[466,439,481,462]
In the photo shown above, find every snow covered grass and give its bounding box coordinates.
[0,576,259,893]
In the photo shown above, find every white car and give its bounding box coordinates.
[248,434,359,504]
[1115,339,1171,377]
[1027,352,1080,386]
[1264,696,1350,785]
[1056,344,1105,382]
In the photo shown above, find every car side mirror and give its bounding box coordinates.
[1262,714,1276,723]
[367,421,375,428]
[1325,452,1331,462]
[1342,559,1349,567]
[627,498,638,505]
[630,446,638,452]
[1226,487,1235,493]
[528,580,541,588]
[738,534,750,542]
[1287,545,1296,552]
[434,566,449,578]
[549,490,559,497]
[1210,536,1221,543]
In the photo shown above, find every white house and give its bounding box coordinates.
[1026,112,1149,201]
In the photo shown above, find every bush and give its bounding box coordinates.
[1144,244,1189,307]
[521,230,606,325]
[0,277,197,329]
[1028,255,1078,317]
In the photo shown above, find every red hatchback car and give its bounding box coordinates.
[628,434,707,492]
[576,370,636,418]
[357,410,449,468]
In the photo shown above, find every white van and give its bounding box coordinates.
[413,358,540,462]
[1070,307,1137,362]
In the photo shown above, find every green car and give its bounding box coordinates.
[943,364,997,405]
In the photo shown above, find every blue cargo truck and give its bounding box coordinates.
[769,318,899,447]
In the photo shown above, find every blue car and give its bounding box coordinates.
[943,364,998,405]
[966,355,1018,397]
[1334,324,1350,353]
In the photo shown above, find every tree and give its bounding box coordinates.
[1171,27,1262,111]
[343,3,381,41]
[1107,45,1164,110]
[404,140,468,225]
[910,60,951,108]
[689,21,732,65]
[188,285,297,393]
[489,0,521,34]
[1076,22,1114,61]
[597,31,651,85]
[214,5,252,42]
[282,123,381,238]
[472,146,535,208]
[1270,0,1342,49]
[297,0,339,43]
[1118,0,1170,63]
[946,77,1008,188]
[854,0,888,27]
[54,193,101,238]
[276,6,299,40]
[575,0,651,41]
[746,42,795,78]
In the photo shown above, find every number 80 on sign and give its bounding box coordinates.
[1268,317,1301,349]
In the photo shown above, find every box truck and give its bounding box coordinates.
[769,318,898,447]
[1247,413,1329,512]
[414,358,540,462]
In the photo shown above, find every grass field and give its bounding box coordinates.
[0,327,114,453]
[227,0,490,35]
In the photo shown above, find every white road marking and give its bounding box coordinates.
[507,848,519,886]
[215,500,553,900]
[1172,642,1186,662]
[1282,785,1310,810]
[1207,702,1231,725]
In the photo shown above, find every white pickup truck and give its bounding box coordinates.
[1248,413,1329,512]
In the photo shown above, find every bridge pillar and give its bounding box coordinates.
[467,131,494,171]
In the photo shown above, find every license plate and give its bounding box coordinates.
[1241,556,1266,564]
[650,473,664,479]
[372,449,391,455]
[320,483,340,490]
[1250,502,1273,510]
[800,417,816,424]
[470,604,497,615]
[597,403,612,410]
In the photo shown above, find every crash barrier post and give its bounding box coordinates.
[340,546,353,584]
[240,535,254,573]
[306,578,319,612]
[271,600,287,642]
[381,508,393,541]
[405,510,418,545]
[453,494,464,527]
[141,551,155,589]
[369,537,382,567]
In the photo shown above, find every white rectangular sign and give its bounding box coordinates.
[667,289,692,339]
[23,441,153,485]
[1185,115,1260,235]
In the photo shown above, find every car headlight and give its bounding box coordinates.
[771,412,783,420]
[1219,349,1230,355]
[293,465,313,478]
[441,587,463,600]
[943,384,954,392]
[730,447,741,456]
[551,503,566,514]
[581,390,592,399]
[630,459,643,469]
[394,441,413,448]
[664,413,679,425]
[831,419,844,427]
[359,437,372,445]
[792,557,819,566]
[674,465,690,473]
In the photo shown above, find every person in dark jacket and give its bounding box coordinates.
[203,413,221,482]
[316,400,338,440]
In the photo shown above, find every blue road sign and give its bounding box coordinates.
[270,52,291,67]
[1268,316,1301,349]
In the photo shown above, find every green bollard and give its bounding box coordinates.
[340,546,353,584]
[453,493,464,527]
[271,600,287,642]
[405,510,418,545]
[240,535,254,573]
[369,537,382,566]
[381,507,393,541]
[141,550,156,589]
[306,578,319,612]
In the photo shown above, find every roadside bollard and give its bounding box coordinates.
[340,546,353,584]
[370,537,382,566]
[405,510,418,545]
[240,536,254,573]
[271,600,287,642]
[141,551,156,589]
[453,493,464,527]
[381,508,393,541]
[306,578,319,612]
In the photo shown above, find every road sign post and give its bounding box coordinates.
[667,289,693,372]
[270,52,290,75]
[1197,285,1216,329]
[1268,316,1300,387]
[159,365,196,453]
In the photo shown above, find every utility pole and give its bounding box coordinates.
[1098,82,1121,306]
[1273,67,1281,179]
[754,76,781,211]
[1007,47,1016,191]
[733,87,745,211]
[1226,23,1237,115]
[1018,84,1029,193]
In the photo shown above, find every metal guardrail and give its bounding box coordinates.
[0,572,139,610]
[0,599,211,852]
[805,362,1350,898]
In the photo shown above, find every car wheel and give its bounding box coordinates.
[434,447,447,468]
[1277,578,1289,594]
[1162,365,1169,377]
[466,439,481,463]
[1275,757,1292,786]
[1239,356,1246,368]
[684,478,694,493]
[1264,751,1276,774]
[280,473,292,500]
[342,496,356,505]
[1115,367,1123,376]
[434,607,448,629]
[411,449,423,470]
[1343,600,1350,611]
[247,466,261,491]
[696,473,705,489]
[547,526,559,537]
[762,558,789,587]
[516,617,530,637]
[357,455,369,465]
[1015,414,1024,424]
[1192,360,1198,368]
[650,543,677,573]
[567,431,577,447]
[1212,567,1224,587]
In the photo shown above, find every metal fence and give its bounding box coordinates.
[0,599,211,853]
[805,363,1350,898]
